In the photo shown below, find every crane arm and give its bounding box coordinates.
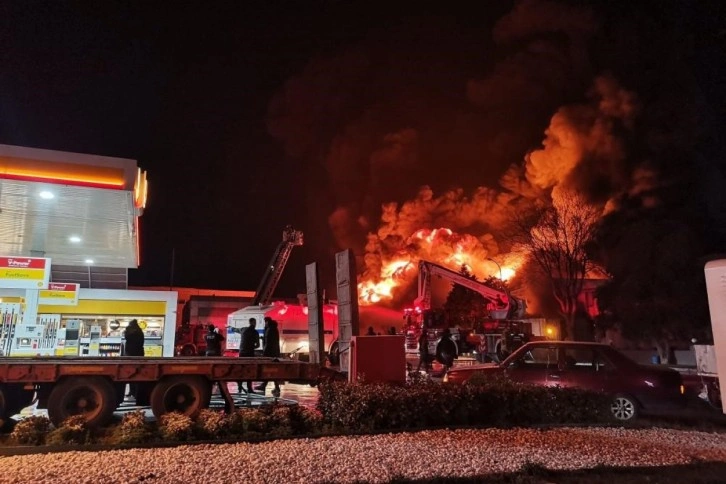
[415,260,526,319]
[252,226,304,306]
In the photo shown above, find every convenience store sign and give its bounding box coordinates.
[38,282,79,306]
[0,256,50,289]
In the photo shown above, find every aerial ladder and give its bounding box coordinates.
[252,225,304,306]
[405,260,529,359]
[414,260,526,320]
[175,226,304,356]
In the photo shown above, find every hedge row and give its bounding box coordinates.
[316,375,613,432]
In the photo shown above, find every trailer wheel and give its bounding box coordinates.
[47,377,117,428]
[150,376,211,419]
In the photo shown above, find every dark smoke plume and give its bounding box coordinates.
[267,0,726,298]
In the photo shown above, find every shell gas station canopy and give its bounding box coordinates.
[0,144,148,289]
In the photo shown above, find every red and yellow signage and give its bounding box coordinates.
[133,168,149,209]
[0,256,50,289]
[38,282,79,306]
[0,156,126,189]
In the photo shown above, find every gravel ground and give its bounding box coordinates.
[1,427,725,484]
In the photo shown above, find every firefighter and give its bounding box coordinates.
[435,328,457,372]
[416,330,431,372]
[255,317,282,396]
[204,324,225,357]
[238,318,260,393]
[476,336,487,363]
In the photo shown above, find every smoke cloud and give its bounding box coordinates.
[525,75,641,205]
[266,0,723,305]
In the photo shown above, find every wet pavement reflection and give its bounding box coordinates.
[208,382,320,409]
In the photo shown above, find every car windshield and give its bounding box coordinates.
[500,343,638,369]
[600,345,639,367]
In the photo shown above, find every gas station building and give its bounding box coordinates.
[0,144,176,357]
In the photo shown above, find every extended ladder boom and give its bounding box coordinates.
[252,226,304,306]
[415,260,526,319]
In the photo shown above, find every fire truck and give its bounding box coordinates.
[174,226,304,357]
[404,260,545,361]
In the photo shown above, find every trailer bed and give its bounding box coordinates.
[0,356,321,384]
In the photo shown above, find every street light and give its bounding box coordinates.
[487,258,502,280]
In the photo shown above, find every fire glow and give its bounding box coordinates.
[358,227,522,305]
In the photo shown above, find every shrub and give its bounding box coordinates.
[109,410,155,445]
[158,412,194,441]
[317,377,612,432]
[236,408,270,437]
[263,405,291,437]
[10,416,51,445]
[194,409,228,439]
[46,415,90,445]
[288,405,324,435]
[225,410,246,438]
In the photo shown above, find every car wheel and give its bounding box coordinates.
[611,394,639,421]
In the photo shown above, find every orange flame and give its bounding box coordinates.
[358,227,526,305]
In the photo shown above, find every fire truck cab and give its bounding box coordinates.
[174,323,209,356]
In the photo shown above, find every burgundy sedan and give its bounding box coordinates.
[443,341,686,421]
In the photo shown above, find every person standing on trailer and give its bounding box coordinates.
[123,320,145,356]
[238,318,260,393]
[204,324,225,356]
[255,317,282,396]
[123,319,145,401]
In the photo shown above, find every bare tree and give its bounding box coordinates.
[513,190,600,340]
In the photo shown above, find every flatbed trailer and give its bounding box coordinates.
[0,356,340,428]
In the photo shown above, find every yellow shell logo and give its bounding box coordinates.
[37,282,43,287]
[138,320,148,330]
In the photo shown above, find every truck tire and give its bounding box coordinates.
[150,375,211,419]
[47,377,117,428]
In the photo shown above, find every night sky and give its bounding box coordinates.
[1,1,725,299]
